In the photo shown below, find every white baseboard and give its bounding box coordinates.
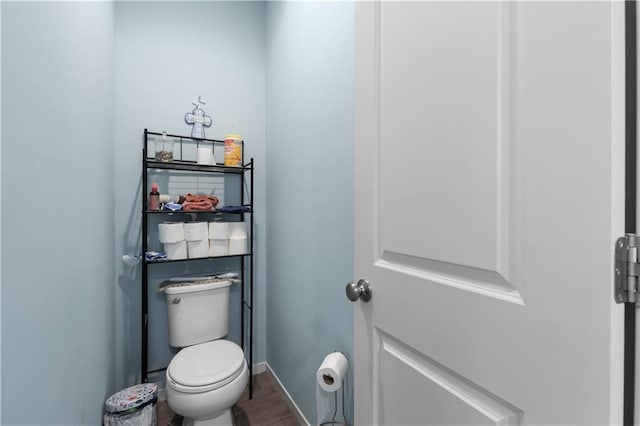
[252,361,267,375]
[266,362,312,426]
[158,388,167,402]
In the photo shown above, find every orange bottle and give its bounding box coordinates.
[149,182,160,211]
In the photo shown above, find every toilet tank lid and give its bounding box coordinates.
[164,279,236,295]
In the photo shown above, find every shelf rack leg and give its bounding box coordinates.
[141,129,149,383]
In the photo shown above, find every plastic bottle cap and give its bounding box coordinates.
[151,182,158,192]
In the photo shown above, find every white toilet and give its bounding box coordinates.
[164,280,247,426]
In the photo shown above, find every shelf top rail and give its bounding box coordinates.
[146,130,225,144]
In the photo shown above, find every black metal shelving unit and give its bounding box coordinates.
[141,129,255,398]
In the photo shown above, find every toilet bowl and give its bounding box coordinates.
[166,339,248,426]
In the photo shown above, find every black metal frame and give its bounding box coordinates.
[141,129,255,399]
[625,2,637,425]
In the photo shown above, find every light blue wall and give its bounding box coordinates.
[113,1,267,390]
[1,2,354,424]
[1,2,116,424]
[265,2,354,424]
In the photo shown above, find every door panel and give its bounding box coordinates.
[378,2,523,303]
[380,2,505,274]
[354,1,625,425]
[376,329,522,426]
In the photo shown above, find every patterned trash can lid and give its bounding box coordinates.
[104,383,158,415]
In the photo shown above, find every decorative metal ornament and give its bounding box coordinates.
[185,95,212,139]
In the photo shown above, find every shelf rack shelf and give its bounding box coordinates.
[145,159,249,174]
[140,129,254,399]
[143,253,253,265]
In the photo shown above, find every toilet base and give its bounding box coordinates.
[182,408,234,426]
[166,354,247,426]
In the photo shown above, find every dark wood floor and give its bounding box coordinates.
[157,370,302,426]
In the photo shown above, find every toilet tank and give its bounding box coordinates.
[164,280,234,348]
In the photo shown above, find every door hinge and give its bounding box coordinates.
[615,234,640,303]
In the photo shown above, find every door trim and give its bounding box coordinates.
[624,1,637,425]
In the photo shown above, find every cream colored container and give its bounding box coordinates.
[224,134,243,167]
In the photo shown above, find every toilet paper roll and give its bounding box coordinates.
[228,222,248,239]
[184,222,208,241]
[197,147,215,165]
[209,239,229,257]
[209,221,229,239]
[228,237,247,255]
[164,241,188,260]
[188,239,209,258]
[316,352,348,393]
[158,222,185,244]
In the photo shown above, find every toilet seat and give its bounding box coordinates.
[167,340,245,394]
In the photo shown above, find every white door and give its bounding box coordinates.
[353,1,626,425]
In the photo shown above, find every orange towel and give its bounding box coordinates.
[179,193,219,211]
[185,193,219,207]
[183,200,216,212]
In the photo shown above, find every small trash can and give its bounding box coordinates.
[103,383,158,426]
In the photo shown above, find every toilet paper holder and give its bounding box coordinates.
[318,351,348,426]
[319,378,347,426]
